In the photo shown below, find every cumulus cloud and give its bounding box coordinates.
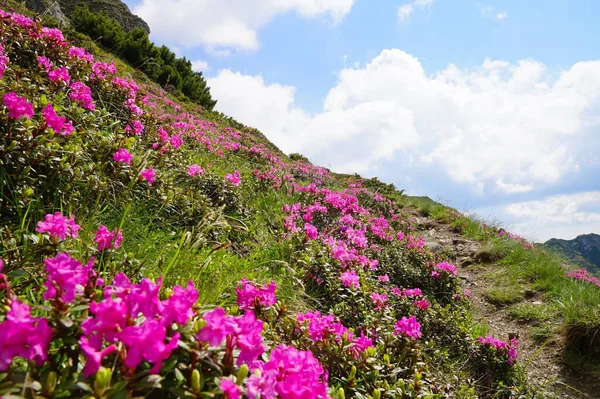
[397,0,433,22]
[133,0,355,52]
[191,60,209,72]
[500,192,600,241]
[208,50,600,193]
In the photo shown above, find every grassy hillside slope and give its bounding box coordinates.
[0,7,599,399]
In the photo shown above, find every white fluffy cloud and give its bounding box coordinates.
[191,60,209,72]
[477,3,508,21]
[133,0,354,52]
[397,0,433,22]
[500,192,600,240]
[208,50,600,192]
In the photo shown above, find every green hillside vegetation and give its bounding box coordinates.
[544,234,600,274]
[0,3,599,399]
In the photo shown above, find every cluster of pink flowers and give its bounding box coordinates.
[42,104,74,135]
[414,299,430,310]
[245,345,329,399]
[197,308,264,365]
[433,261,457,276]
[187,163,205,177]
[479,335,518,365]
[94,225,123,251]
[37,55,51,72]
[44,252,94,303]
[393,316,422,339]
[68,46,94,63]
[113,148,133,164]
[566,268,600,288]
[82,273,198,375]
[371,292,388,310]
[36,211,80,240]
[48,67,70,85]
[225,170,242,186]
[140,168,156,185]
[0,299,53,371]
[91,61,117,80]
[304,223,318,240]
[125,119,145,135]
[236,279,277,311]
[0,43,8,79]
[3,92,34,120]
[69,81,95,110]
[340,269,360,289]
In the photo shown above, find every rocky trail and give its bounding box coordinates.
[413,214,600,398]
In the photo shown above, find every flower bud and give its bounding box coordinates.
[348,365,357,380]
[191,369,201,393]
[373,389,381,399]
[237,364,249,384]
[337,388,346,399]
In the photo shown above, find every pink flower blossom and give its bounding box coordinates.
[37,55,51,72]
[304,223,318,240]
[370,292,388,310]
[3,92,34,120]
[48,67,70,85]
[94,225,123,251]
[225,170,241,186]
[42,104,74,135]
[236,278,277,311]
[196,307,236,346]
[70,81,95,110]
[220,379,242,399]
[434,261,457,276]
[140,168,156,185]
[125,119,144,135]
[340,270,360,289]
[41,27,66,46]
[67,46,94,63]
[80,337,116,377]
[378,274,390,282]
[0,44,7,79]
[43,252,92,303]
[187,164,205,177]
[0,299,52,371]
[393,316,422,339]
[247,345,328,399]
[36,212,80,240]
[113,148,132,164]
[120,319,180,373]
[414,299,430,310]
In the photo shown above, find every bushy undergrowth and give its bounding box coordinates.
[0,10,540,398]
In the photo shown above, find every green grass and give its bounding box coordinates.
[507,302,556,324]
[484,286,524,306]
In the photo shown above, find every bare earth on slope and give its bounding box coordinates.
[410,211,600,399]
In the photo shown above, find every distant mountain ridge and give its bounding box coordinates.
[544,233,600,273]
[26,0,150,33]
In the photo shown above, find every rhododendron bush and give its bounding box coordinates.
[0,9,531,399]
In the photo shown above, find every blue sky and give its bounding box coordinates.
[124,0,600,241]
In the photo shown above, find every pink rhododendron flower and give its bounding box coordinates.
[94,225,123,251]
[0,44,7,79]
[140,168,156,185]
[378,274,389,282]
[187,164,205,177]
[67,46,94,63]
[125,119,144,135]
[246,345,328,399]
[91,61,117,80]
[44,252,93,303]
[370,292,388,310]
[36,212,80,240]
[220,379,242,399]
[48,67,70,84]
[340,270,360,289]
[393,316,422,339]
[70,81,95,110]
[479,335,519,365]
[434,262,457,276]
[42,104,74,135]
[41,27,66,46]
[304,223,318,240]
[225,170,241,186]
[236,278,277,311]
[113,148,132,164]
[414,299,430,310]
[161,281,198,325]
[3,92,34,120]
[196,307,236,346]
[37,55,52,72]
[0,299,53,371]
[120,319,180,373]
[80,337,116,377]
